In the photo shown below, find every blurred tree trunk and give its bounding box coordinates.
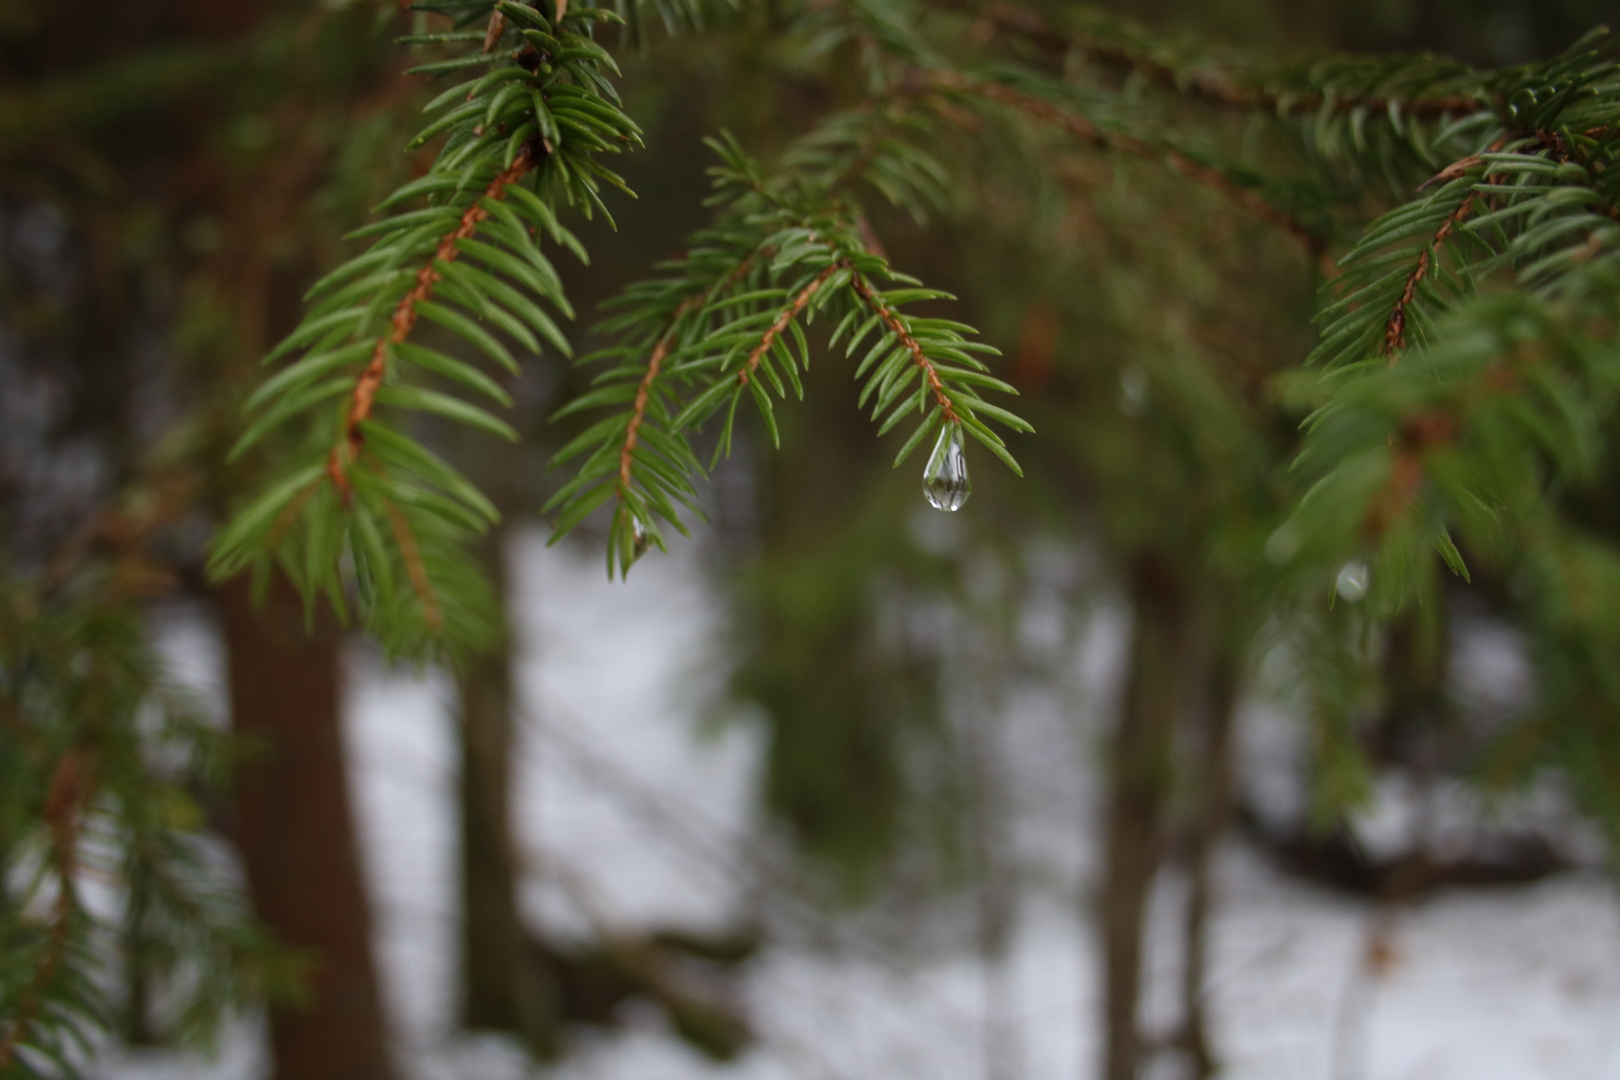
[1374,604,1451,769]
[1177,640,1240,1079]
[457,519,560,1054]
[1101,553,1188,1080]
[218,576,397,1080]
[122,864,160,1046]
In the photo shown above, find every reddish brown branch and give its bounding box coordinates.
[0,749,95,1070]
[618,252,767,494]
[736,261,844,387]
[1362,449,1425,538]
[619,335,679,493]
[1162,149,1324,257]
[34,468,195,601]
[384,498,442,628]
[482,9,507,53]
[1382,153,1502,358]
[1360,413,1459,537]
[851,273,959,422]
[329,142,542,494]
[941,0,1484,119]
[925,72,1325,259]
[1416,153,1485,192]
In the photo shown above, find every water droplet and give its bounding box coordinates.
[1264,523,1301,565]
[631,516,654,560]
[1117,367,1149,417]
[1335,560,1369,603]
[923,423,971,512]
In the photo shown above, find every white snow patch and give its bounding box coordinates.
[92,534,1620,1080]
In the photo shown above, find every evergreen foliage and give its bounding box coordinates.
[1277,31,1620,837]
[1,543,301,1076]
[209,0,1620,871]
[548,129,1030,577]
[8,0,1620,1070]
[209,0,659,655]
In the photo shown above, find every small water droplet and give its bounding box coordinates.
[631,516,653,560]
[923,423,971,512]
[1264,523,1301,565]
[1117,367,1149,417]
[1335,560,1370,603]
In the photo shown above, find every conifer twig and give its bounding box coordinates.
[737,261,845,386]
[481,9,507,53]
[385,498,442,628]
[619,251,766,493]
[1382,194,1480,358]
[1383,140,1505,358]
[852,273,959,421]
[940,0,1486,118]
[925,72,1325,257]
[331,141,543,494]
[0,749,94,1070]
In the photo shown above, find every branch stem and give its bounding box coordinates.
[385,497,443,628]
[940,0,1485,118]
[618,250,767,495]
[1382,142,1505,358]
[851,273,958,422]
[330,142,542,494]
[925,72,1325,257]
[0,749,94,1069]
[736,260,844,387]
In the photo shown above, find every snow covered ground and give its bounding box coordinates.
[104,529,1620,1080]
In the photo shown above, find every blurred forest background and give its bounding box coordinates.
[3,1,1620,1079]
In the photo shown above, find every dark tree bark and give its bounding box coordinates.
[1372,604,1452,771]
[1178,645,1239,1079]
[1101,553,1189,1080]
[122,864,160,1047]
[457,522,559,1055]
[218,576,397,1080]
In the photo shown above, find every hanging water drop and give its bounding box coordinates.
[631,516,654,561]
[923,422,971,512]
[1335,560,1369,603]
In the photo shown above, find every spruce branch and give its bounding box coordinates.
[331,141,544,496]
[850,272,958,422]
[932,0,1489,120]
[213,0,646,653]
[618,249,769,495]
[548,130,1029,575]
[1380,136,1512,359]
[737,261,846,387]
[1382,185,1484,357]
[0,749,93,1073]
[385,494,444,628]
[924,71,1329,257]
[3,556,309,1065]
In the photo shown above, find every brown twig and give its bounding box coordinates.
[1415,153,1484,192]
[1360,411,1458,537]
[1381,194,1480,358]
[924,72,1326,259]
[1382,142,1506,358]
[384,497,442,629]
[0,749,95,1070]
[736,260,845,387]
[482,9,507,54]
[617,251,767,495]
[939,0,1485,119]
[619,340,681,495]
[1162,148,1325,258]
[32,468,196,603]
[851,273,959,422]
[329,141,544,495]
